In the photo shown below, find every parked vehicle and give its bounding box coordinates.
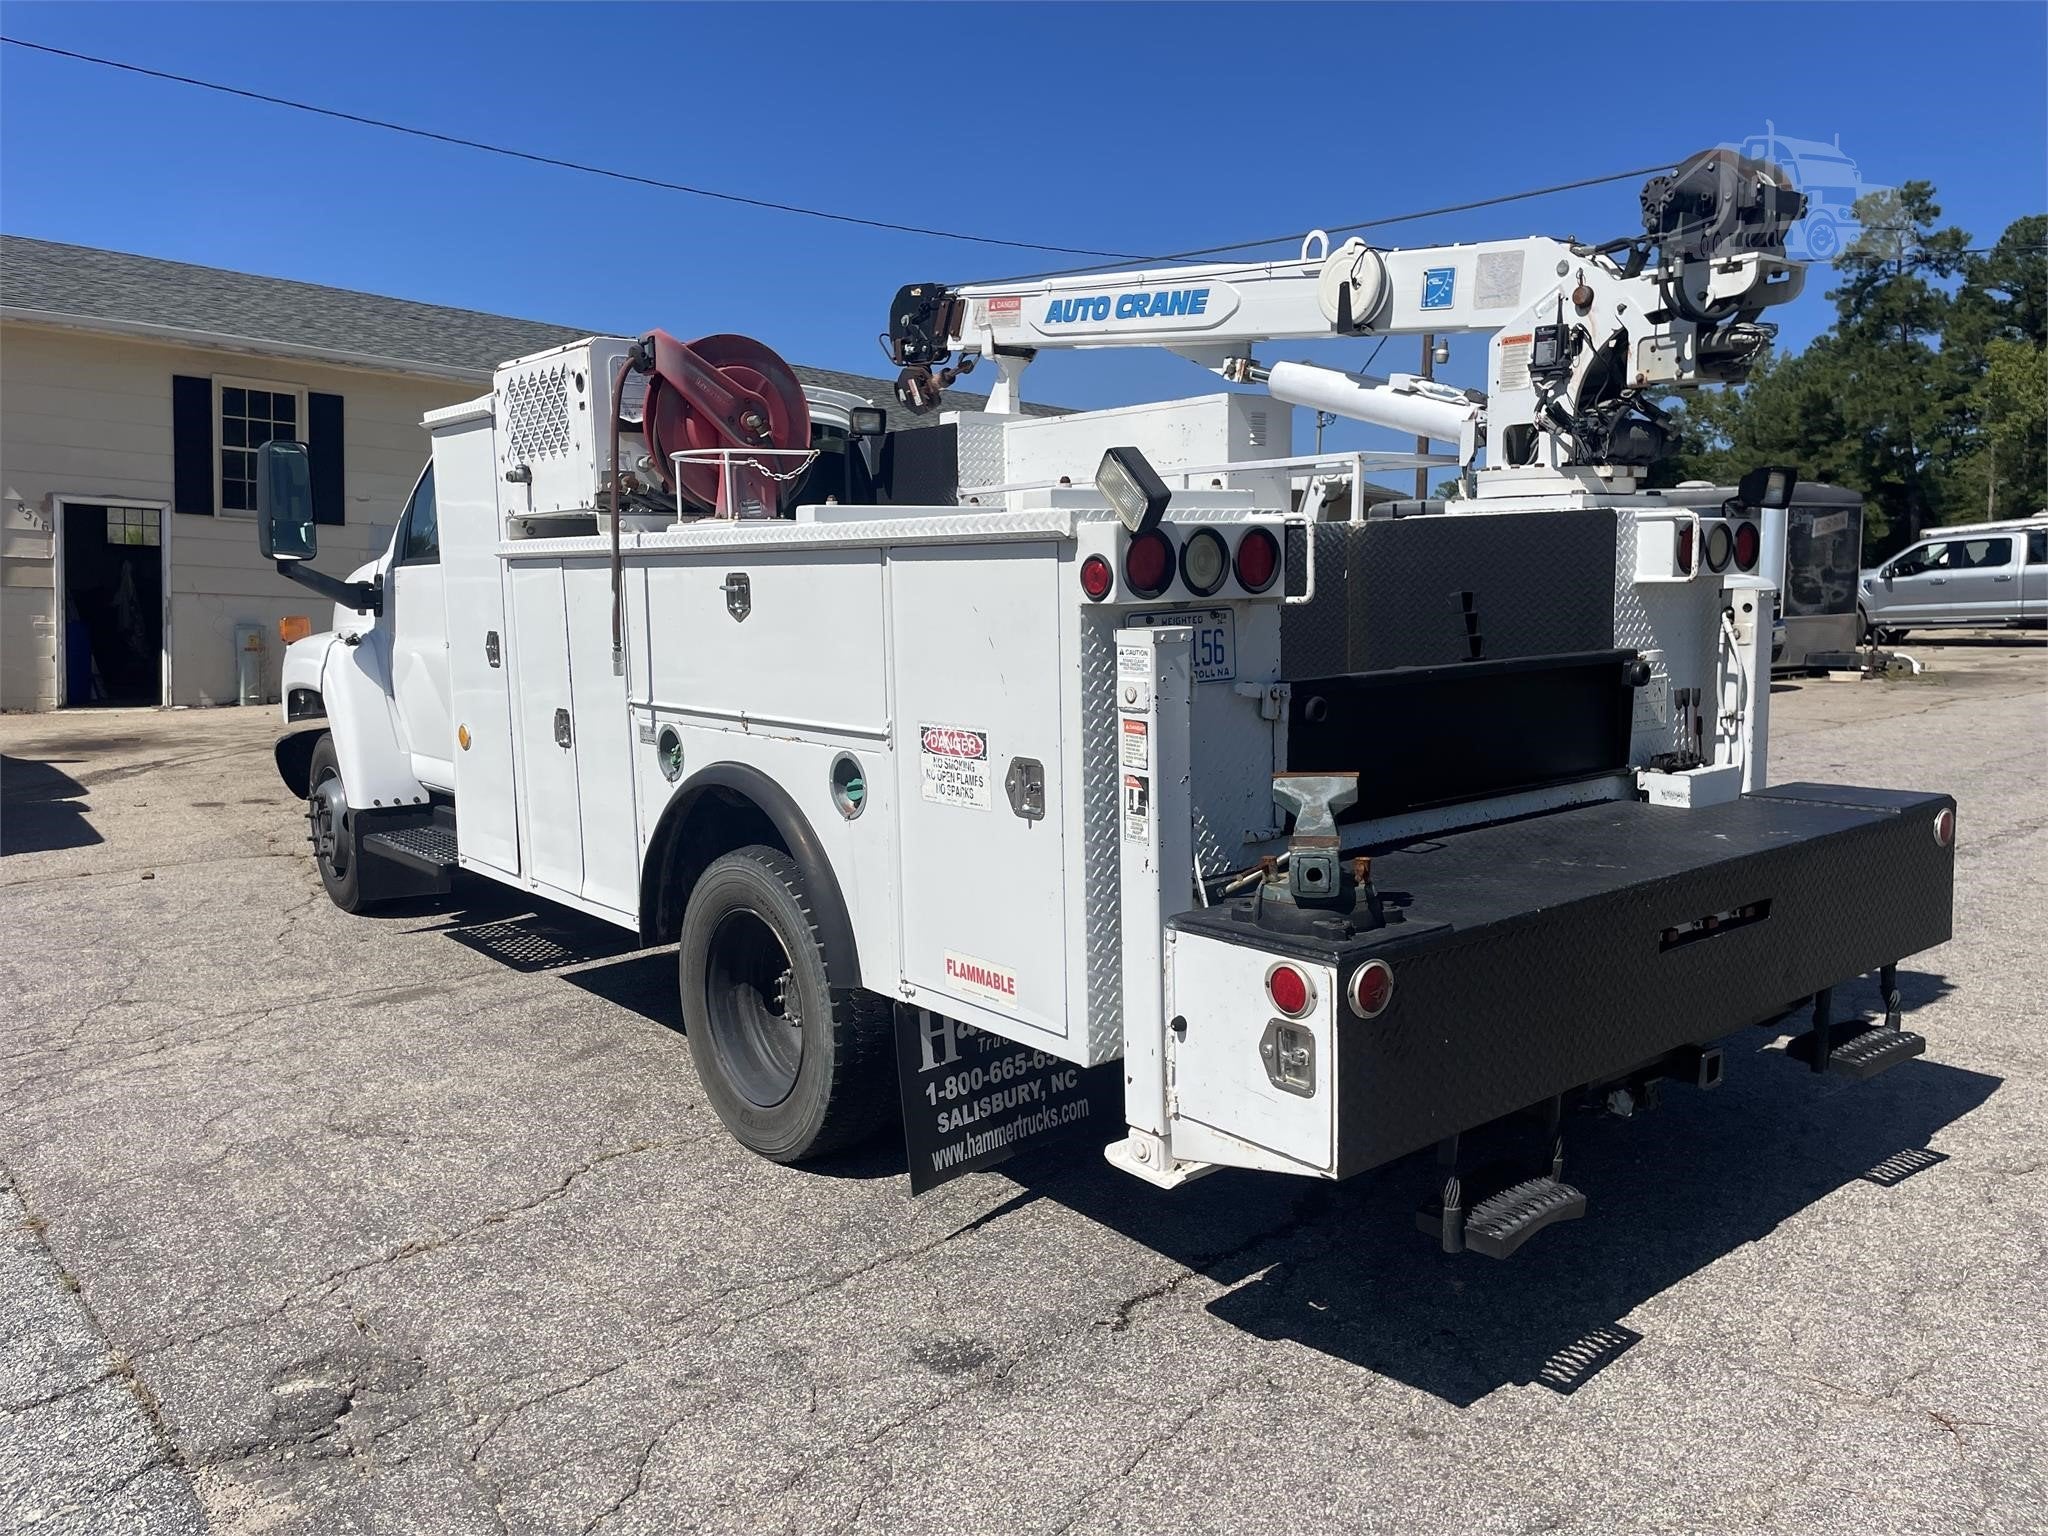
[246,151,1955,1260]
[1860,516,2048,641]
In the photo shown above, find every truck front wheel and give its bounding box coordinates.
[678,846,892,1162]
[305,733,372,914]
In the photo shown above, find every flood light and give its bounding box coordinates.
[1096,446,1171,536]
[1737,464,1798,510]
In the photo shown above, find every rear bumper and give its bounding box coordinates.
[1169,783,1954,1178]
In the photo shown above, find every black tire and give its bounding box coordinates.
[305,732,373,914]
[678,845,893,1162]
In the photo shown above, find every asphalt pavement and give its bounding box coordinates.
[1,635,2042,1536]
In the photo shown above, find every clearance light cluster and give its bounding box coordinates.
[1084,526,1284,602]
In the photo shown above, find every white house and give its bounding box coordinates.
[0,236,1022,711]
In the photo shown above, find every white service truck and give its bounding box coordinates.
[257,152,1954,1257]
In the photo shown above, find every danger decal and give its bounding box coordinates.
[920,723,991,811]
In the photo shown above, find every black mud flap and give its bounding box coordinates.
[894,1007,1118,1194]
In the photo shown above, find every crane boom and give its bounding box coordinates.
[887,150,1809,494]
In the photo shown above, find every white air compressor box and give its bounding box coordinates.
[1001,393,1292,506]
[494,337,640,517]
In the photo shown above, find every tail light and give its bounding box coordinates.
[1079,553,1114,601]
[1266,962,1314,1018]
[1704,521,1734,573]
[1733,519,1761,572]
[1934,806,1955,847]
[1180,528,1229,597]
[1123,530,1174,599]
[1675,522,1696,575]
[1236,527,1280,593]
[1348,959,1394,1019]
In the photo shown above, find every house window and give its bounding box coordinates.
[217,378,307,516]
[105,506,161,547]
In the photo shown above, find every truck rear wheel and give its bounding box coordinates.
[678,845,893,1162]
[305,733,373,914]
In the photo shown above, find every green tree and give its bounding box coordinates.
[1945,215,2048,517]
[1651,186,2047,553]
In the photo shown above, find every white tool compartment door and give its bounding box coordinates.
[507,560,583,893]
[891,543,1068,1040]
[436,417,518,874]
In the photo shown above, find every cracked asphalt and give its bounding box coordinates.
[1,635,2042,1536]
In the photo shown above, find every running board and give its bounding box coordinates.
[1787,1021,1927,1081]
[361,824,457,883]
[1461,1177,1589,1259]
[1786,973,1926,1082]
[1417,1133,1587,1259]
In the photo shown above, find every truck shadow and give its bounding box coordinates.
[1010,975,1993,1407]
[0,753,104,856]
[405,892,1995,1405]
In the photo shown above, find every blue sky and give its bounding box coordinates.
[4,2,2044,453]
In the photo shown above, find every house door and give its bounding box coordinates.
[60,504,164,706]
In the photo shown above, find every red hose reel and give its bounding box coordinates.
[637,330,812,516]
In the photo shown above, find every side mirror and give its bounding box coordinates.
[257,440,317,561]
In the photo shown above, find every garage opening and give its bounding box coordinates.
[61,503,164,707]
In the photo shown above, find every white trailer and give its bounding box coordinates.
[254,157,1955,1257]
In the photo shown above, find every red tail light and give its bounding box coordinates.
[1348,959,1394,1019]
[1675,522,1696,575]
[1123,530,1174,598]
[1933,806,1955,847]
[1266,962,1313,1017]
[1079,553,1113,600]
[1236,527,1280,593]
[1733,519,1761,572]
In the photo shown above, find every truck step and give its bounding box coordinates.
[1789,1022,1927,1082]
[361,824,458,878]
[1461,1176,1588,1259]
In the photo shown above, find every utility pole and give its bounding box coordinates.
[1413,333,1436,500]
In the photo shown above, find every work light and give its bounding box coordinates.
[1096,446,1171,535]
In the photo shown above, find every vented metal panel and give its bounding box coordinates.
[504,364,573,463]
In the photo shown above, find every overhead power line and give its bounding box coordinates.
[0,36,1150,260]
[967,163,1682,287]
[2,36,1712,285]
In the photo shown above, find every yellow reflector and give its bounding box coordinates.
[458,725,472,751]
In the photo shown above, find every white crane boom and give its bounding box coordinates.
[887,150,1809,495]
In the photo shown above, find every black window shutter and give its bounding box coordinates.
[171,375,213,515]
[309,392,345,525]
